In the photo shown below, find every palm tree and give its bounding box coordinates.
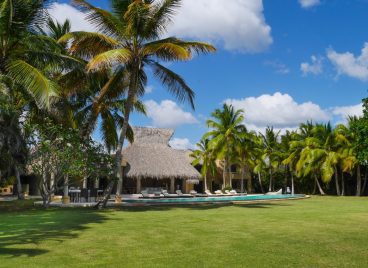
[260,127,281,191]
[234,130,259,193]
[191,138,216,192]
[60,0,215,205]
[205,104,245,188]
[281,130,297,194]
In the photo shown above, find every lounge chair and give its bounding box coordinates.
[176,190,192,198]
[161,190,178,198]
[214,190,226,196]
[205,190,214,196]
[224,190,234,195]
[190,190,208,197]
[229,189,247,196]
[140,190,161,199]
[265,189,283,195]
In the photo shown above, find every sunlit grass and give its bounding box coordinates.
[0,196,367,267]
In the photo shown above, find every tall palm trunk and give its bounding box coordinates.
[291,171,295,195]
[97,71,139,209]
[356,165,361,196]
[268,168,272,192]
[341,171,345,196]
[334,167,340,196]
[14,165,24,200]
[240,166,244,193]
[246,166,252,193]
[203,174,208,192]
[257,172,264,193]
[315,175,325,195]
[222,160,226,189]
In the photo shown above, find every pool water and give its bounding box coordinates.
[124,194,306,204]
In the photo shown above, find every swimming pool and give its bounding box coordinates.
[123,194,307,205]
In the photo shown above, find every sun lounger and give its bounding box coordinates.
[176,190,192,198]
[162,190,179,198]
[265,189,283,195]
[229,190,247,196]
[140,190,161,199]
[190,190,208,197]
[224,190,234,195]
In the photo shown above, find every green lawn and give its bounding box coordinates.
[1,197,368,267]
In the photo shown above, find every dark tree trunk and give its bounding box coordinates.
[361,168,367,195]
[356,165,362,196]
[240,166,244,193]
[334,167,340,196]
[14,165,24,200]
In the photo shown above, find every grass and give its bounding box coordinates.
[0,196,368,267]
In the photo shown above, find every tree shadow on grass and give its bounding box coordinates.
[112,201,292,212]
[0,207,107,258]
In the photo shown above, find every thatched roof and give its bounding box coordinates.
[122,127,201,181]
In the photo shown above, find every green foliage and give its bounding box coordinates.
[350,97,368,165]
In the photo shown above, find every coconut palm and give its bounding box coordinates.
[191,138,216,192]
[260,127,281,192]
[205,104,245,188]
[60,0,215,205]
[234,130,259,193]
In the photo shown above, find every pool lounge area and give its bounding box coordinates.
[123,194,308,205]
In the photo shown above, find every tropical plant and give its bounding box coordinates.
[60,0,215,206]
[260,127,281,191]
[205,104,245,188]
[191,138,216,191]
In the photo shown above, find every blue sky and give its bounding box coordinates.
[53,0,368,149]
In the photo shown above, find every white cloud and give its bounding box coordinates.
[301,55,323,76]
[167,0,272,53]
[332,103,363,123]
[264,60,290,74]
[145,85,154,94]
[299,0,320,9]
[224,92,330,132]
[327,43,368,81]
[47,3,94,32]
[144,100,198,128]
[169,138,195,150]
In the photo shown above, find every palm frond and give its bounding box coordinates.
[7,60,59,109]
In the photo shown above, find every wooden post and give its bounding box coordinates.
[170,178,175,193]
[136,178,141,194]
[82,176,87,189]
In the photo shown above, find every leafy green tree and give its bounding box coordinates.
[60,0,216,206]
[28,121,113,208]
[205,104,245,188]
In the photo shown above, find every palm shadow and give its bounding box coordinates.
[0,207,107,257]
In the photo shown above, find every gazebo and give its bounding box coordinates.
[121,127,201,194]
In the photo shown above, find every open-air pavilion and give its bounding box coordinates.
[120,127,201,194]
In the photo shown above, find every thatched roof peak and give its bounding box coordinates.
[122,127,201,180]
[133,127,174,145]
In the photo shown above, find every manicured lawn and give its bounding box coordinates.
[1,197,368,267]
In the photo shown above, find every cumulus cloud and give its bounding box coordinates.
[47,3,94,32]
[144,100,198,128]
[327,43,368,81]
[301,55,323,76]
[332,103,363,123]
[167,0,272,53]
[169,138,196,150]
[224,92,330,132]
[299,0,320,8]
